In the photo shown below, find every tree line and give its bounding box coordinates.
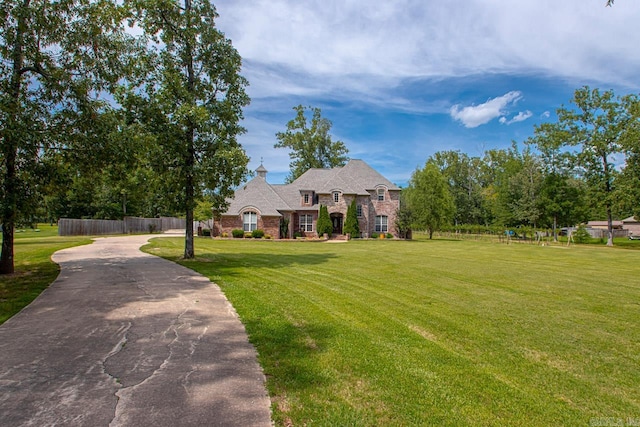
[403,87,640,245]
[1,0,249,273]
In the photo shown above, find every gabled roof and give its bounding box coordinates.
[222,159,399,216]
[291,159,400,195]
[224,175,289,217]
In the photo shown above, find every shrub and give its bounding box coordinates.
[202,229,211,237]
[344,199,360,237]
[386,233,393,239]
[280,217,290,239]
[573,224,592,244]
[316,205,333,236]
[232,229,244,238]
[294,231,303,238]
[264,234,272,240]
[252,229,265,239]
[244,232,253,238]
[371,232,379,239]
[222,232,228,238]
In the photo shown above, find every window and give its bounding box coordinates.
[243,212,257,232]
[300,214,313,232]
[375,215,388,233]
[333,192,340,203]
[304,193,309,204]
[356,204,363,217]
[377,188,385,201]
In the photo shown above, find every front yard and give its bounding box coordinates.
[146,236,640,426]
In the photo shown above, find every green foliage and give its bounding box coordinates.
[531,87,638,246]
[371,232,379,239]
[0,0,140,273]
[343,199,360,237]
[573,224,592,244]
[275,105,349,183]
[128,0,250,258]
[432,150,490,225]
[251,229,265,239]
[279,217,290,239]
[404,160,455,239]
[194,198,214,222]
[316,205,333,236]
[395,194,413,239]
[232,229,244,238]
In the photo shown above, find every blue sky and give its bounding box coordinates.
[213,0,640,187]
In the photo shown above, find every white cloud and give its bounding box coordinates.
[215,0,640,102]
[541,111,551,119]
[450,91,522,128]
[500,110,533,125]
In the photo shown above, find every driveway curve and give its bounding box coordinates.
[0,235,272,427]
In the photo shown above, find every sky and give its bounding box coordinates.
[212,0,640,187]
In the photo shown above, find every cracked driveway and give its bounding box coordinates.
[0,235,272,426]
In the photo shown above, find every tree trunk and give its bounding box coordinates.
[606,205,614,247]
[183,0,195,259]
[1,132,17,275]
[603,153,614,247]
[184,128,195,259]
[0,0,29,274]
[553,214,558,243]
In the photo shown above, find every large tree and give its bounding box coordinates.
[275,105,349,183]
[432,150,490,226]
[404,160,454,239]
[534,87,636,246]
[131,0,250,258]
[0,0,136,273]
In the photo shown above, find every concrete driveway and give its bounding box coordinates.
[0,235,272,426]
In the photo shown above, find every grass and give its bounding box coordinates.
[144,235,640,426]
[0,224,91,324]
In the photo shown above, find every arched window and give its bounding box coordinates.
[243,212,257,232]
[333,192,340,203]
[377,188,385,201]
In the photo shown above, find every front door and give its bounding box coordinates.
[330,213,343,235]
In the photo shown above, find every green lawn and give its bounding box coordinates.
[0,225,91,324]
[145,236,640,426]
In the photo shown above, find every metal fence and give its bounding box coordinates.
[58,217,186,236]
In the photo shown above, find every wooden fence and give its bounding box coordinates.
[58,217,186,236]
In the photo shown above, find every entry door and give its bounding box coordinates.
[331,215,343,234]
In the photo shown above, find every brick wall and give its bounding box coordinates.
[365,189,400,237]
[219,215,280,238]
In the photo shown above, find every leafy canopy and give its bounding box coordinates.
[130,0,250,258]
[275,105,349,183]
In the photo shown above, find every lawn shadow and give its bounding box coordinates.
[244,317,334,392]
[177,251,339,278]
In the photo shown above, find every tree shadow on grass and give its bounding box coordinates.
[245,318,334,388]
[176,251,339,278]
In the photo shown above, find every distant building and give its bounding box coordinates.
[622,215,640,236]
[218,159,401,238]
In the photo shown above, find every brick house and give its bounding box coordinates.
[219,159,401,238]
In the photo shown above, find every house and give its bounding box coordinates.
[586,219,627,238]
[218,159,401,239]
[622,215,640,237]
